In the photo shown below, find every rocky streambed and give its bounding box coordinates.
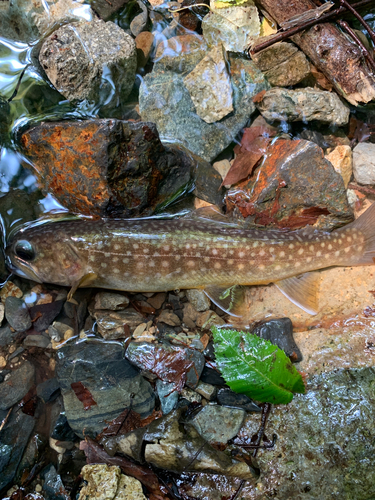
[1,0,375,499]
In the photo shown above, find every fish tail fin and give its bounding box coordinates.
[341,202,375,266]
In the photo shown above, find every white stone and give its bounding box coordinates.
[325,145,352,188]
[353,142,375,185]
[213,159,231,180]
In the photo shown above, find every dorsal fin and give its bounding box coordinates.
[275,272,320,315]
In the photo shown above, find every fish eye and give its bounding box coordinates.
[14,240,35,261]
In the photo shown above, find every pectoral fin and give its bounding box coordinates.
[275,272,320,315]
[204,285,245,317]
[67,272,98,301]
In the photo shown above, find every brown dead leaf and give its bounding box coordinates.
[100,408,162,438]
[252,90,266,103]
[71,382,97,410]
[200,333,210,349]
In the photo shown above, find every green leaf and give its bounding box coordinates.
[212,326,306,404]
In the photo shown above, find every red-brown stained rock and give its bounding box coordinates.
[20,120,200,217]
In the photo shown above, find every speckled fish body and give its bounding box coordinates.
[6,208,373,298]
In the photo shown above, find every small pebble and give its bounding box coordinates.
[35,484,42,493]
[0,281,23,300]
[158,310,181,326]
[133,323,147,338]
[0,356,6,368]
[63,329,74,340]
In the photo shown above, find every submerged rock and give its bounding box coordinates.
[325,145,352,188]
[140,55,269,161]
[184,44,233,124]
[353,142,375,185]
[4,296,31,332]
[20,120,198,217]
[254,87,350,126]
[56,340,155,437]
[39,20,137,113]
[190,405,245,444]
[153,35,208,74]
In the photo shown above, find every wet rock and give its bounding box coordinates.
[51,413,78,442]
[21,120,198,217]
[78,464,146,500]
[252,40,310,86]
[353,142,375,185]
[48,321,73,342]
[194,381,217,401]
[239,367,375,499]
[29,300,65,332]
[226,138,353,231]
[158,310,181,326]
[254,87,350,126]
[93,292,130,311]
[147,292,166,310]
[180,387,202,403]
[190,405,245,444]
[56,340,155,437]
[213,159,231,181]
[91,307,145,339]
[136,31,154,69]
[0,0,94,43]
[202,1,260,53]
[0,408,35,493]
[200,366,226,386]
[0,326,14,347]
[186,289,211,312]
[90,0,129,20]
[217,388,261,412]
[183,302,199,329]
[194,160,225,207]
[196,310,225,329]
[0,360,35,410]
[176,0,209,32]
[130,0,148,37]
[252,317,302,361]
[0,281,23,301]
[156,379,179,415]
[23,333,51,348]
[139,56,269,162]
[39,20,137,111]
[126,341,205,389]
[0,189,42,240]
[36,378,60,403]
[110,409,257,480]
[42,464,69,500]
[184,44,233,123]
[153,35,208,74]
[4,297,31,332]
[0,96,10,148]
[325,145,352,188]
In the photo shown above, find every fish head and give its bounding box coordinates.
[6,223,86,286]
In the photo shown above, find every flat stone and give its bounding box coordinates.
[194,381,217,401]
[191,405,245,444]
[51,413,78,442]
[186,289,211,312]
[182,302,199,329]
[252,41,299,71]
[217,388,261,412]
[226,138,353,231]
[153,35,208,75]
[0,326,14,347]
[252,317,302,361]
[93,292,130,311]
[196,310,225,329]
[156,379,179,415]
[264,51,310,87]
[130,0,148,37]
[202,1,260,53]
[136,31,154,69]
[325,145,352,188]
[29,300,65,332]
[56,340,155,437]
[21,120,197,217]
[91,307,145,339]
[23,334,50,348]
[213,159,231,181]
[353,142,375,185]
[90,0,129,20]
[147,292,166,310]
[254,87,350,126]
[42,464,69,500]
[139,56,269,162]
[0,361,35,410]
[39,19,137,109]
[4,296,32,332]
[158,310,181,326]
[184,44,233,124]
[36,378,60,403]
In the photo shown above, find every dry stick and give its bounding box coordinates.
[348,182,375,197]
[252,403,272,458]
[338,19,375,71]
[250,0,375,54]
[339,0,375,46]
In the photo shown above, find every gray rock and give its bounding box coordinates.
[91,308,145,339]
[186,289,211,312]
[130,0,148,37]
[23,334,50,348]
[39,19,137,113]
[253,317,302,361]
[48,321,72,342]
[157,310,181,326]
[126,341,205,389]
[42,464,69,500]
[0,361,35,410]
[202,4,260,53]
[254,87,350,126]
[217,388,261,412]
[239,367,375,500]
[56,340,155,437]
[180,387,202,403]
[93,292,130,311]
[353,142,375,185]
[139,56,269,162]
[36,378,60,403]
[184,44,233,124]
[0,326,15,347]
[153,35,208,75]
[190,405,245,444]
[90,0,129,20]
[156,380,179,415]
[194,381,217,401]
[0,408,35,493]
[4,296,32,332]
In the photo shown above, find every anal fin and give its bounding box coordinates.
[204,285,245,317]
[275,272,320,315]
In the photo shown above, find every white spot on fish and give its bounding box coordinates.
[101,263,107,268]
[298,248,304,255]
[279,251,285,257]
[317,251,321,257]
[289,243,294,249]
[214,262,221,269]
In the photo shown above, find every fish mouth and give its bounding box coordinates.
[5,254,42,283]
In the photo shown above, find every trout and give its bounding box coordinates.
[5,205,375,315]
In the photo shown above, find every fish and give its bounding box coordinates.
[5,204,375,316]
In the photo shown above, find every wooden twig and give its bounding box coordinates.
[348,182,375,197]
[339,0,375,46]
[337,19,375,72]
[250,0,375,54]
